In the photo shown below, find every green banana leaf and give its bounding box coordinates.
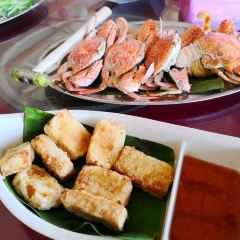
[189,77,225,93]
[4,107,174,240]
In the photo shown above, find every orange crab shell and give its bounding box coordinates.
[199,32,240,70]
[103,37,145,77]
[144,35,178,75]
[181,25,204,48]
[138,19,158,44]
[219,19,237,37]
[67,38,106,74]
[67,19,117,75]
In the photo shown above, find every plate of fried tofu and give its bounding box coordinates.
[0,108,239,240]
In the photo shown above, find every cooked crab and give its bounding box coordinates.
[54,17,128,94]
[143,31,190,94]
[101,19,161,100]
[176,12,240,85]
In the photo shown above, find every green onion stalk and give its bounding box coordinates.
[12,69,52,87]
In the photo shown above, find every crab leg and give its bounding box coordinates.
[212,69,240,85]
[62,71,72,82]
[154,74,178,90]
[169,68,191,92]
[53,62,70,83]
[138,85,157,91]
[115,17,128,44]
[64,79,107,95]
[138,19,158,50]
[145,77,158,87]
[114,65,146,93]
[225,72,240,84]
[142,63,154,84]
[226,72,240,85]
[65,70,110,95]
[97,20,117,52]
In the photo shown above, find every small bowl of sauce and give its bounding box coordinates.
[169,156,240,240]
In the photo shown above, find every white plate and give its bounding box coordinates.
[0,111,239,240]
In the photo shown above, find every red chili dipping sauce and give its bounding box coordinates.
[170,156,240,240]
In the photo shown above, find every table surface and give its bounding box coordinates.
[0,1,239,240]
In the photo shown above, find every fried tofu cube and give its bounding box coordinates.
[0,142,34,177]
[114,146,174,198]
[44,109,91,160]
[86,119,126,169]
[73,165,132,206]
[31,134,75,181]
[61,189,128,232]
[12,164,63,210]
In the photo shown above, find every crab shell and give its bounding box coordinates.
[181,25,204,48]
[103,37,146,78]
[68,38,106,74]
[176,32,240,69]
[199,32,240,69]
[144,33,181,76]
[67,19,117,75]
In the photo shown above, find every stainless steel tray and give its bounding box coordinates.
[2,19,240,106]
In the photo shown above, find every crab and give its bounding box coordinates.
[143,30,191,96]
[135,16,192,97]
[175,12,240,85]
[101,19,162,100]
[54,17,128,95]
[102,18,190,100]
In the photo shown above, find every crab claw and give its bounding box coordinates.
[115,17,128,44]
[114,65,146,93]
[69,60,103,87]
[169,68,191,92]
[219,19,238,37]
[180,11,211,48]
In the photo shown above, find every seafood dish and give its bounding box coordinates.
[0,109,174,232]
[51,12,240,101]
